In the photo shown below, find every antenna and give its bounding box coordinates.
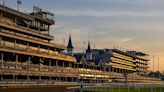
[114,43,116,49]
[69,29,71,35]
[62,38,65,46]
[158,56,159,72]
[83,41,86,54]
[114,40,117,49]
[153,55,155,72]
[88,36,90,42]
[93,44,96,49]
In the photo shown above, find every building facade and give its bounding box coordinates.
[0,5,78,85]
[0,5,160,86]
[92,49,149,76]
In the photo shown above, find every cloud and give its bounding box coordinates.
[50,25,91,52]
[55,9,164,18]
[31,0,164,71]
[78,0,164,6]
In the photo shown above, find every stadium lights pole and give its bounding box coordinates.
[158,56,161,79]
[158,56,159,72]
[153,55,155,77]
[152,55,155,92]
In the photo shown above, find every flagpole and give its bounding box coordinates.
[3,0,5,6]
[17,0,21,11]
[17,0,18,11]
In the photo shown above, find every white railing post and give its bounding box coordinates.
[0,13,2,19]
[0,37,2,46]
[27,56,31,82]
[0,74,3,81]
[14,40,16,49]
[62,61,64,72]
[38,45,40,52]
[15,54,18,69]
[27,42,29,51]
[49,59,51,72]
[39,58,42,71]
[1,52,3,69]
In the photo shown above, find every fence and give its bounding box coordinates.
[78,83,164,92]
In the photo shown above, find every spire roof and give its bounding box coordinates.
[67,34,74,49]
[86,41,91,53]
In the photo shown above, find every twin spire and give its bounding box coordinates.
[67,34,91,59]
[67,34,74,56]
[67,34,74,49]
[67,34,91,52]
[86,41,91,53]
[67,34,92,63]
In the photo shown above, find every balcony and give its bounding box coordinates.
[0,18,53,40]
[111,57,135,67]
[112,63,135,71]
[136,60,148,65]
[0,29,65,50]
[112,52,135,62]
[0,5,33,21]
[0,60,155,82]
[0,40,76,63]
[136,65,149,69]
[0,61,125,79]
[0,61,79,77]
[136,56,149,61]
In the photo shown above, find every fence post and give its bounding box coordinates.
[138,84,140,92]
[119,85,120,92]
[151,85,153,92]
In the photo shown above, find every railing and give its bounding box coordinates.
[137,56,149,61]
[0,80,79,86]
[0,18,54,39]
[0,28,66,50]
[0,61,128,79]
[0,5,33,20]
[112,52,134,62]
[111,57,135,66]
[80,83,164,92]
[136,64,149,69]
[0,40,76,62]
[136,60,148,65]
[112,63,135,71]
[0,61,160,82]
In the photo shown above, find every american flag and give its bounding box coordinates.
[17,0,22,4]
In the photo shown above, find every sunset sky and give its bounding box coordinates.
[4,0,164,71]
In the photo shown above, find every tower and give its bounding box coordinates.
[86,41,92,61]
[67,34,74,56]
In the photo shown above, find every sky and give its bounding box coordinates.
[3,0,164,71]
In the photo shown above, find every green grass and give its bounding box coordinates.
[77,86,164,92]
